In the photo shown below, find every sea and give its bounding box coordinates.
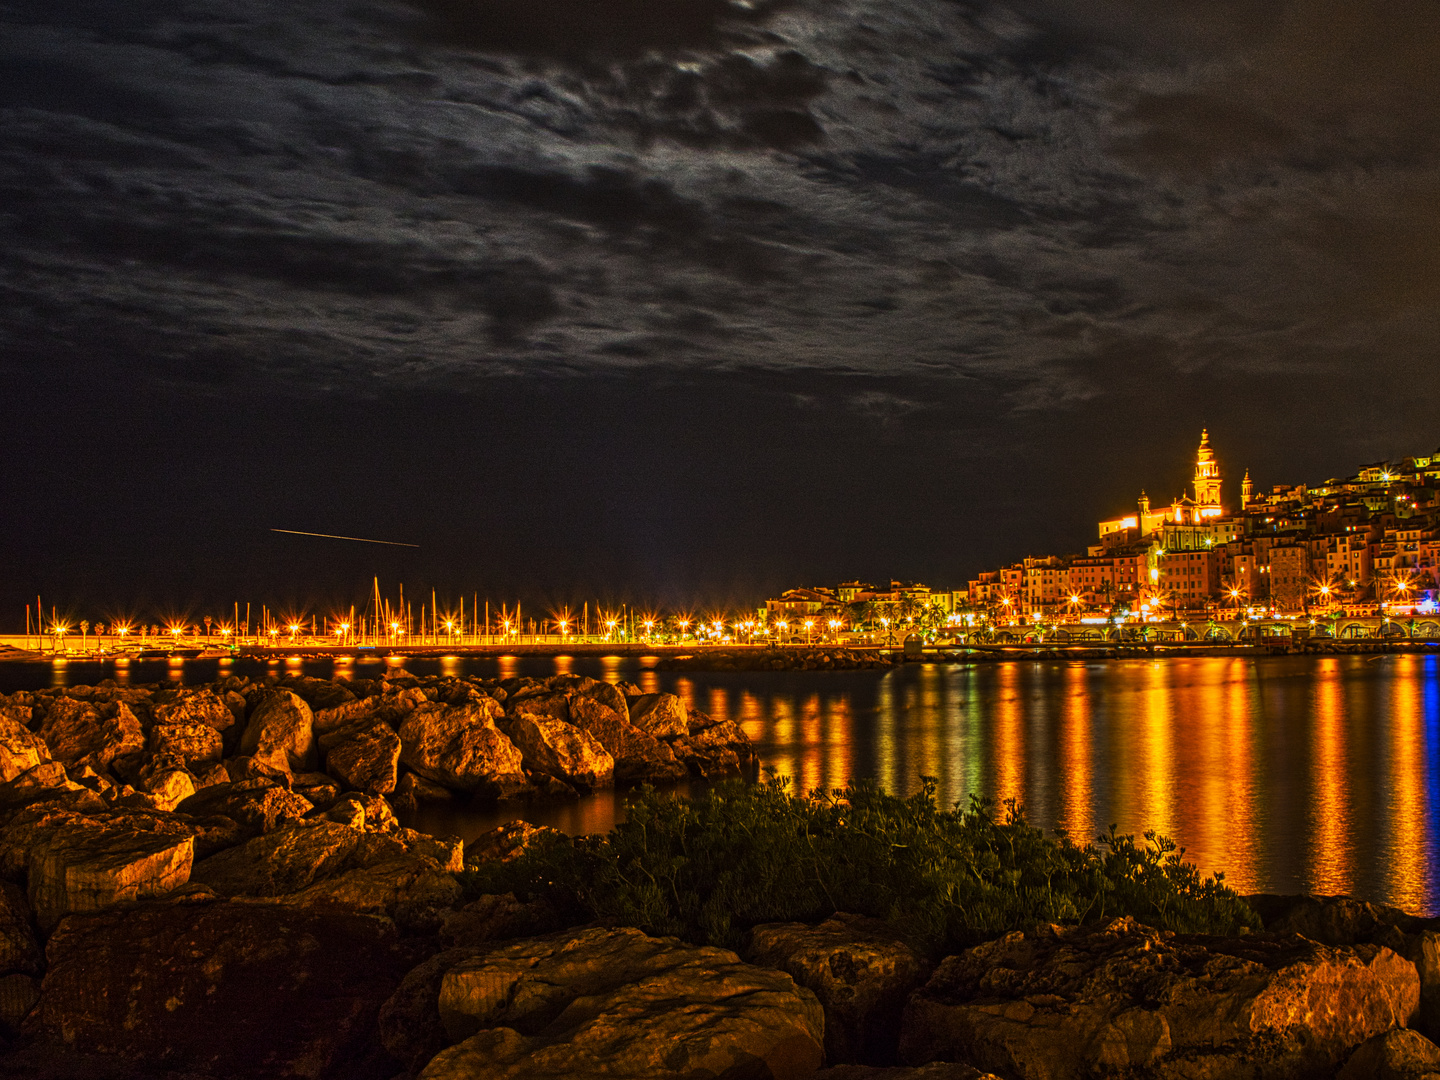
[3,651,1437,914]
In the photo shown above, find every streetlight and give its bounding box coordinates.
[803,619,814,645]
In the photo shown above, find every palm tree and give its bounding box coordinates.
[848,600,877,632]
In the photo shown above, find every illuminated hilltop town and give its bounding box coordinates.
[768,432,1440,631]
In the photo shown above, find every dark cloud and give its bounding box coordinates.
[416,0,791,57]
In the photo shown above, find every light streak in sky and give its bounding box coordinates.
[270,529,418,548]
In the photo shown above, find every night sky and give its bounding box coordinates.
[4,0,1439,622]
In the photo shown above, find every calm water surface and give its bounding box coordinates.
[5,652,1438,913]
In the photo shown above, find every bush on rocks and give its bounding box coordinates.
[462,778,1258,957]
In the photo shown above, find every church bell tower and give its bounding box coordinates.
[1193,429,1222,511]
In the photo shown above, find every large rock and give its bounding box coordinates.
[323,722,402,796]
[900,917,1420,1080]
[151,688,236,731]
[190,820,363,897]
[240,689,316,773]
[748,912,929,1064]
[567,696,686,784]
[505,714,614,790]
[626,693,688,738]
[38,698,144,771]
[281,857,463,933]
[149,721,224,768]
[398,702,527,796]
[27,815,194,929]
[419,926,824,1080]
[381,947,486,1075]
[0,713,51,783]
[464,820,564,867]
[30,901,414,1078]
[576,679,628,717]
[134,758,197,812]
[505,690,571,724]
[1250,893,1440,1041]
[314,686,426,734]
[176,778,314,834]
[279,675,357,712]
[1338,1027,1440,1079]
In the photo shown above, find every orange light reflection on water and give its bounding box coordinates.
[1384,655,1429,913]
[993,664,1024,805]
[1058,663,1093,842]
[1308,658,1354,897]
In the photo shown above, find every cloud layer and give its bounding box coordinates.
[4,0,1437,411]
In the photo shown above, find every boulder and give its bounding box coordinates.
[176,779,314,834]
[0,761,78,815]
[190,820,364,897]
[314,686,426,734]
[577,679,629,717]
[505,690,571,724]
[567,696,686,784]
[149,721,224,768]
[134,761,196,812]
[0,713,51,783]
[27,815,194,929]
[151,688,235,731]
[224,753,293,785]
[313,695,384,735]
[279,676,356,712]
[381,947,487,1075]
[1249,894,1440,1040]
[626,693,688,738]
[396,770,454,803]
[464,820,564,867]
[282,856,462,932]
[419,926,824,1080]
[240,689,316,773]
[505,714,614,790]
[39,698,145,771]
[1339,1027,1440,1079]
[900,917,1420,1080]
[292,771,342,810]
[329,791,400,832]
[30,900,414,1078]
[398,702,527,796]
[323,722,402,796]
[748,912,929,1064]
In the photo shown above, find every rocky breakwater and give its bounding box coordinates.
[898,913,1428,1080]
[0,673,755,1074]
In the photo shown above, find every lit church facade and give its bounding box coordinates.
[1097,430,1243,550]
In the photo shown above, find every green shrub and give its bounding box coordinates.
[461,777,1259,956]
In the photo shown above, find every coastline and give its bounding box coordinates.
[0,672,1435,1077]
